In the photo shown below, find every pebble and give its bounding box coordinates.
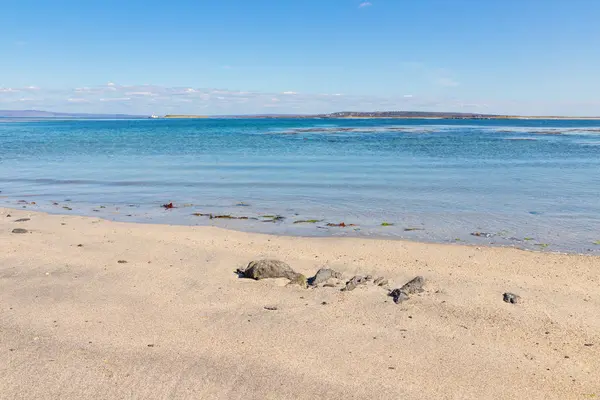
[503,292,520,304]
[11,228,28,234]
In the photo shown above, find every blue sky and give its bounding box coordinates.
[1,0,599,115]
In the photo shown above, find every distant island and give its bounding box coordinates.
[0,110,147,119]
[2,110,600,120]
[162,111,600,120]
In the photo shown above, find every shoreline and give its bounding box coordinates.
[2,202,597,255]
[1,207,599,399]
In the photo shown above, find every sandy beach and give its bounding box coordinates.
[1,207,599,399]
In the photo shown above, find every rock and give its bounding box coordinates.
[322,283,336,288]
[117,260,128,264]
[308,268,342,286]
[237,259,307,288]
[389,289,410,304]
[342,275,368,291]
[365,275,373,281]
[373,277,388,286]
[12,228,28,234]
[503,292,520,304]
[399,276,425,294]
[471,232,495,238]
[389,276,425,304]
[264,306,278,311]
[14,218,31,222]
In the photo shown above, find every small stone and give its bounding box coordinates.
[308,268,342,286]
[77,244,83,247]
[321,301,328,305]
[12,228,28,234]
[14,218,30,222]
[322,283,336,288]
[237,259,307,288]
[117,260,128,264]
[584,343,594,347]
[342,275,368,291]
[147,344,155,347]
[373,277,388,286]
[503,292,520,304]
[389,290,410,304]
[389,276,425,304]
[264,306,278,311]
[399,276,425,295]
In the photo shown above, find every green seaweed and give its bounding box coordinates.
[381,222,394,226]
[404,227,424,232]
[593,240,600,245]
[63,206,72,211]
[294,219,322,224]
[524,237,534,241]
[535,243,549,248]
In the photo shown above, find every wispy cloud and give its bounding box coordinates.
[2,82,593,116]
[359,2,372,8]
[67,98,90,103]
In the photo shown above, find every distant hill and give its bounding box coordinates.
[0,110,148,119]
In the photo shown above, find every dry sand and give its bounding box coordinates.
[1,207,599,399]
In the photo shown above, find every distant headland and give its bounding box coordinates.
[2,110,600,120]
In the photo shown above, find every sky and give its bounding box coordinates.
[1,0,599,116]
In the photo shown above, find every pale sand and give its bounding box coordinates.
[1,207,599,400]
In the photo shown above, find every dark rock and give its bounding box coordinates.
[6,214,12,217]
[237,259,307,288]
[342,275,368,291]
[503,292,520,304]
[389,289,410,304]
[12,228,28,234]
[264,306,278,311]
[389,276,425,304]
[14,218,30,222]
[117,260,128,264]
[308,268,342,286]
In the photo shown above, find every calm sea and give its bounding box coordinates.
[1,118,599,253]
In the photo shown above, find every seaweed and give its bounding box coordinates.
[293,219,322,224]
[535,243,549,248]
[381,222,394,226]
[404,227,424,232]
[162,203,175,209]
[326,222,356,227]
[593,240,600,245]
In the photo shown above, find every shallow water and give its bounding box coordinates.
[1,118,599,254]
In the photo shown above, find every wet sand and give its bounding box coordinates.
[1,207,599,399]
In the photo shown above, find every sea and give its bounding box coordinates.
[1,118,599,254]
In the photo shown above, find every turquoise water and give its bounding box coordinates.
[1,118,600,253]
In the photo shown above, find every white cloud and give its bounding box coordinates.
[359,2,372,7]
[67,98,90,103]
[282,91,297,95]
[100,97,131,102]
[107,82,116,86]
[0,87,19,93]
[403,94,413,98]
[125,91,157,97]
